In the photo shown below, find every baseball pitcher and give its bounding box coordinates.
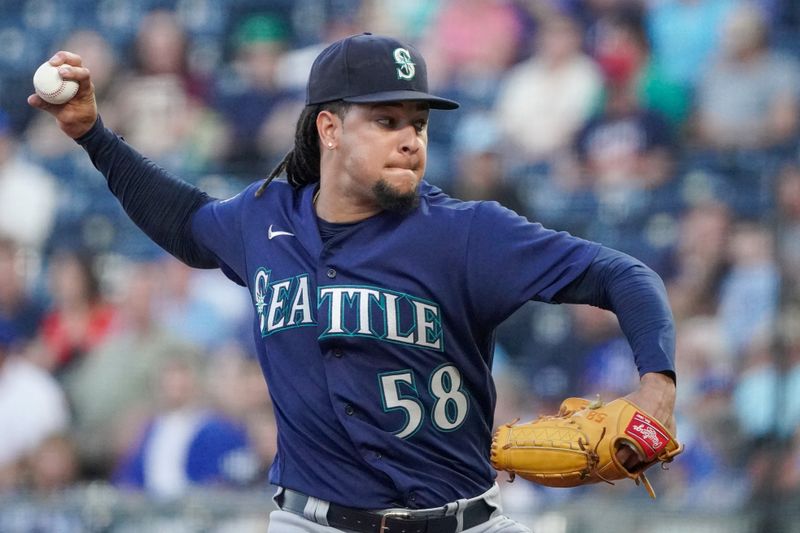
[30,33,679,533]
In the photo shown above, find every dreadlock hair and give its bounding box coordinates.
[255,101,351,197]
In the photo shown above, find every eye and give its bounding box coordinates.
[377,117,396,128]
[414,119,428,133]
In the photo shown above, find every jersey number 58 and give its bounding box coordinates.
[379,364,470,439]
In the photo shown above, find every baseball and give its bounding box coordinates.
[33,61,79,105]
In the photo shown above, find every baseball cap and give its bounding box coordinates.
[306,33,459,110]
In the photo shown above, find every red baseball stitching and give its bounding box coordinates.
[38,73,77,100]
[40,82,66,97]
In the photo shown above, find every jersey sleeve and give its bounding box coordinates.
[76,116,216,268]
[555,246,676,379]
[465,201,600,327]
[190,189,251,286]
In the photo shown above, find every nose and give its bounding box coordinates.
[399,124,422,155]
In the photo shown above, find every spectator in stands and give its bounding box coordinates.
[0,328,70,492]
[154,255,240,352]
[494,10,602,168]
[694,2,800,151]
[114,353,252,498]
[362,0,441,41]
[778,426,800,496]
[777,162,800,299]
[0,237,43,346]
[204,344,272,421]
[572,305,639,400]
[62,259,198,478]
[449,112,526,215]
[782,313,800,446]
[663,201,731,321]
[674,317,734,424]
[0,110,57,252]
[591,9,690,130]
[573,46,676,193]
[213,13,301,175]
[732,332,787,443]
[204,345,277,486]
[27,434,79,494]
[37,249,117,376]
[569,39,677,261]
[242,408,278,487]
[671,317,746,510]
[655,414,749,510]
[105,9,224,174]
[733,319,800,504]
[718,223,780,358]
[423,0,524,102]
[646,0,737,92]
[566,0,636,41]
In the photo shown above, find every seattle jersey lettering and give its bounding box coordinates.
[253,270,444,351]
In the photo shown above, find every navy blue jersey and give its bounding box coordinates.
[190,180,600,508]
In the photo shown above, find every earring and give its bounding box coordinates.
[327,142,334,149]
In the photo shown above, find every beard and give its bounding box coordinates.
[372,178,420,214]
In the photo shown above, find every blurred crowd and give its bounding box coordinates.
[2,0,800,518]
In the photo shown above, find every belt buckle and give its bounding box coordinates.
[379,510,412,532]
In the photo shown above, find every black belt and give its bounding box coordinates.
[276,488,495,533]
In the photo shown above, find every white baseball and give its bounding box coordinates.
[33,61,79,105]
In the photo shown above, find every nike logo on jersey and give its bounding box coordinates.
[268,225,295,240]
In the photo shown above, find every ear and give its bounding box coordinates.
[316,109,341,150]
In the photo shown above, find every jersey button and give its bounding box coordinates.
[333,348,343,358]
[326,268,336,278]
[344,404,354,416]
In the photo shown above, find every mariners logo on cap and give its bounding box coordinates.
[393,48,415,81]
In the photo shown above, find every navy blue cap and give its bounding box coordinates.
[306,33,459,110]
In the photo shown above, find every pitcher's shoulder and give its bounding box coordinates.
[227,178,304,206]
[420,181,481,214]
[420,182,522,224]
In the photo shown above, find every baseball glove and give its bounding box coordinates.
[490,397,682,498]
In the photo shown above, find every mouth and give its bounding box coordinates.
[384,169,421,187]
[384,162,421,176]
[386,159,420,171]
[384,165,418,176]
